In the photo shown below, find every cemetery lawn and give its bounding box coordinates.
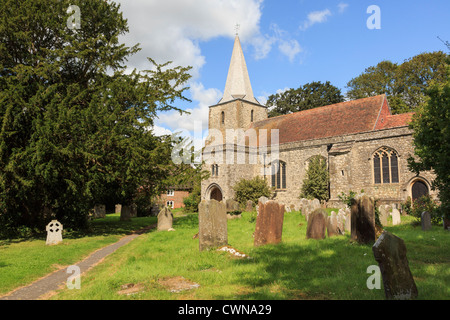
[0,214,157,296]
[50,211,449,300]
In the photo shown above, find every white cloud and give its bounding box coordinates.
[278,39,302,63]
[338,3,349,14]
[300,9,332,31]
[117,0,264,79]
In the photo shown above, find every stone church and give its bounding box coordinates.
[201,35,436,209]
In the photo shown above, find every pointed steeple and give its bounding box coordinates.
[219,35,260,105]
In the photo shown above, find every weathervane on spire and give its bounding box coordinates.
[234,23,240,36]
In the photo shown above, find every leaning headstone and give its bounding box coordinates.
[254,200,285,247]
[46,220,63,245]
[246,200,254,212]
[120,205,132,221]
[115,204,122,214]
[391,209,401,226]
[421,211,431,231]
[372,231,418,300]
[198,200,228,251]
[306,209,327,240]
[158,206,174,231]
[351,195,376,244]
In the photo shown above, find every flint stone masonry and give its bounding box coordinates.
[372,231,418,300]
[351,195,376,244]
[421,211,432,231]
[254,200,285,247]
[198,200,228,251]
[306,209,327,240]
[46,220,63,245]
[157,207,174,231]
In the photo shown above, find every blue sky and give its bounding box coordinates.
[116,0,450,137]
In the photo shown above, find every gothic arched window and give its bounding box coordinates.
[271,161,286,189]
[373,147,399,184]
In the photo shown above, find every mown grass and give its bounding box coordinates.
[50,211,449,300]
[0,213,157,296]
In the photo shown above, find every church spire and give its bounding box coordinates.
[219,35,260,105]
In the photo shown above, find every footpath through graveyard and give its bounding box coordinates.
[0,223,157,300]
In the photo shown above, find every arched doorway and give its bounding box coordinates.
[210,187,223,202]
[411,180,429,201]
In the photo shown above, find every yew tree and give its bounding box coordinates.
[0,0,191,235]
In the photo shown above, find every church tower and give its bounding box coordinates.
[202,34,267,202]
[208,35,267,135]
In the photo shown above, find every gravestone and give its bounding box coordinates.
[46,220,63,245]
[351,195,376,244]
[391,209,401,226]
[372,231,418,300]
[258,196,269,205]
[246,200,254,212]
[225,199,240,213]
[158,206,174,231]
[198,200,228,251]
[327,211,339,237]
[421,211,431,231]
[115,204,122,214]
[378,205,390,226]
[306,209,327,240]
[120,205,132,221]
[130,203,138,218]
[254,200,285,247]
[94,204,106,219]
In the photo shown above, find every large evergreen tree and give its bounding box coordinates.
[0,0,191,236]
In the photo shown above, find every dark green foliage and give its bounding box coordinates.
[411,195,441,225]
[232,176,272,206]
[267,81,344,117]
[0,0,192,237]
[408,63,450,220]
[300,156,329,201]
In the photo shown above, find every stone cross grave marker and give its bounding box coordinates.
[46,220,63,245]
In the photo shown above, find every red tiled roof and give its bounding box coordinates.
[375,112,415,130]
[250,95,391,146]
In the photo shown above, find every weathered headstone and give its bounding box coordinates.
[391,209,401,226]
[254,200,285,247]
[46,220,63,245]
[421,211,431,231]
[246,200,254,212]
[115,204,122,214]
[198,200,228,251]
[378,205,390,226]
[120,205,132,221]
[306,209,327,240]
[327,211,339,237]
[93,204,106,219]
[225,199,240,213]
[351,195,376,244]
[372,231,418,300]
[258,196,269,205]
[130,203,138,218]
[158,206,174,231]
